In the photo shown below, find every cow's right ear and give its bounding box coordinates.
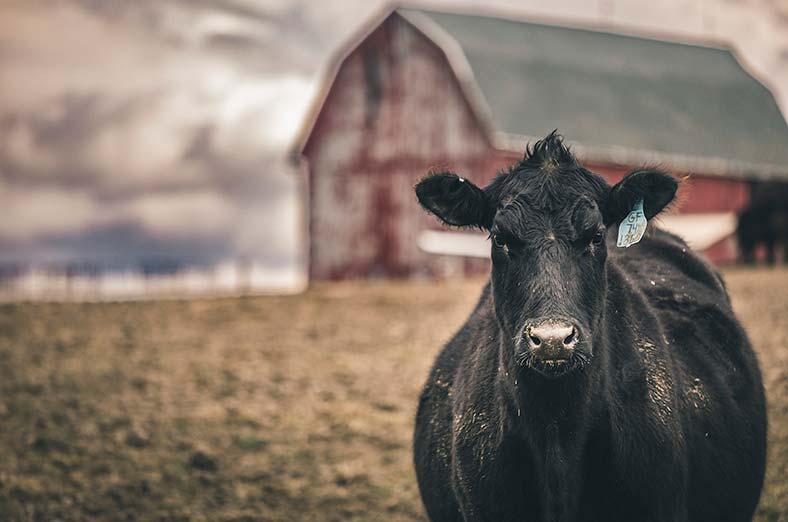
[415,171,492,229]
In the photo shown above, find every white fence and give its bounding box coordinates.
[0,262,306,302]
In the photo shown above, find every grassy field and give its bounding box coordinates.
[0,268,786,521]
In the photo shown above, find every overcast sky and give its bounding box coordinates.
[1,0,786,273]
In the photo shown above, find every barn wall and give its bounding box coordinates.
[303,13,497,279]
[302,13,755,279]
[677,175,749,213]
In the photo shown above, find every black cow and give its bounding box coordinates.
[412,132,767,522]
[736,181,788,265]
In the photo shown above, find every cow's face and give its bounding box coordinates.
[416,132,676,379]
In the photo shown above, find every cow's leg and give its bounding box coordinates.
[739,239,755,264]
[451,461,506,522]
[783,238,788,265]
[451,468,493,522]
[452,438,586,522]
[609,413,690,522]
[765,235,776,265]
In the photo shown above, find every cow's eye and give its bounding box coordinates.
[491,234,509,253]
[592,230,605,245]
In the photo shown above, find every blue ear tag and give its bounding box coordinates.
[616,198,647,248]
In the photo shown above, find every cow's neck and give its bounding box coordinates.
[496,325,606,522]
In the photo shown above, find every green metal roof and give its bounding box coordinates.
[400,8,788,178]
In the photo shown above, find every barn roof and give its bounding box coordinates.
[296,6,788,180]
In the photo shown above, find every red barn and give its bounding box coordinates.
[293,6,788,280]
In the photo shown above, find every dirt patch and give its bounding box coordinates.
[0,268,785,521]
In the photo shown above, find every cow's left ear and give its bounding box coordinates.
[604,168,678,226]
[415,171,492,229]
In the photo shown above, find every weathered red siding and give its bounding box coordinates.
[303,13,497,279]
[676,176,749,213]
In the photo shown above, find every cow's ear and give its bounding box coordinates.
[604,168,678,226]
[415,171,492,229]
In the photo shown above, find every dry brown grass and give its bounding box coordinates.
[0,268,786,521]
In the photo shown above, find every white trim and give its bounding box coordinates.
[656,213,737,251]
[417,230,489,258]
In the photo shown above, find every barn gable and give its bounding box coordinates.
[296,10,503,279]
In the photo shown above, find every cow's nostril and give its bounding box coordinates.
[563,328,576,346]
[529,334,541,346]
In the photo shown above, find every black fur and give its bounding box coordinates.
[417,170,493,228]
[736,181,788,265]
[604,168,678,224]
[413,132,767,522]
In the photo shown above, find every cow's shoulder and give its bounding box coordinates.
[609,227,729,308]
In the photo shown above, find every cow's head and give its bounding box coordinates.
[415,132,677,379]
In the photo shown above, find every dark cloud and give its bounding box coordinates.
[0,91,213,198]
[0,221,229,267]
[0,0,311,274]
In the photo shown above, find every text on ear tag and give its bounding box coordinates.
[617,198,647,248]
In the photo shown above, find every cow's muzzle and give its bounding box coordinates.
[525,321,578,362]
[515,319,588,378]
